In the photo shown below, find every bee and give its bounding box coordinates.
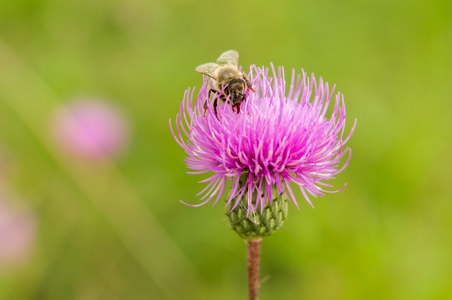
[196,50,255,118]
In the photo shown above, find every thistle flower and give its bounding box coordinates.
[0,199,36,267]
[51,99,129,161]
[170,65,355,215]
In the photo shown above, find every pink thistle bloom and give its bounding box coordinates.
[51,99,129,161]
[170,65,356,213]
[0,200,36,266]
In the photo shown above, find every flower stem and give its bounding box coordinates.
[247,239,262,300]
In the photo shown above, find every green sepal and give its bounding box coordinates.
[225,181,289,240]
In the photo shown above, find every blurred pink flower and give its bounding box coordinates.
[0,200,36,266]
[51,99,129,160]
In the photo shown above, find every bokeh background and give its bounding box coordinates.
[0,0,451,299]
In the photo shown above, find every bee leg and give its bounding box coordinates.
[203,101,208,117]
[242,74,255,92]
[204,89,220,117]
[221,83,230,104]
[213,98,220,120]
[235,93,246,114]
[230,91,236,113]
[219,92,228,102]
[208,88,219,98]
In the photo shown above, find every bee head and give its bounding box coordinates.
[227,80,246,105]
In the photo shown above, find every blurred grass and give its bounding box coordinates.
[0,0,451,299]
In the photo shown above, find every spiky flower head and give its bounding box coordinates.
[170,65,355,217]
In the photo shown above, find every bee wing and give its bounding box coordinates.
[216,50,239,67]
[195,63,219,79]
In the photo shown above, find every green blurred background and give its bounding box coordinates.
[0,0,451,299]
